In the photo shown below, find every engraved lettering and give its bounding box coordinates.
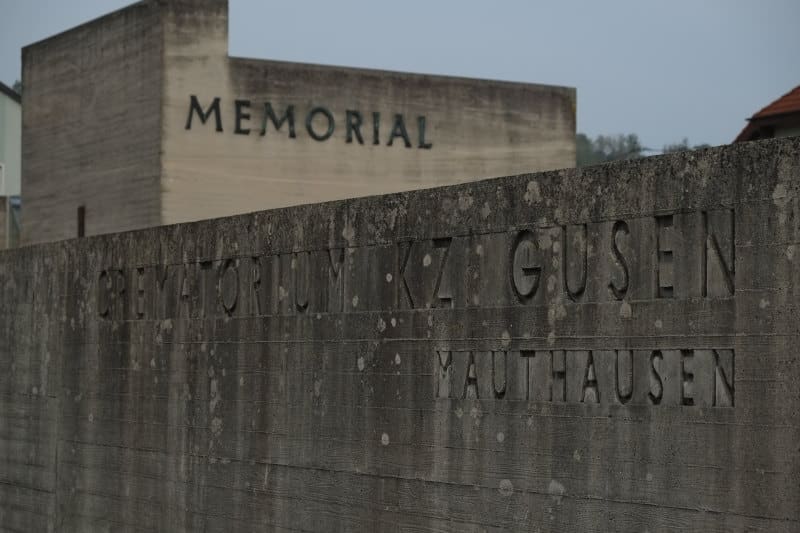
[328,248,345,313]
[515,348,733,408]
[417,116,433,149]
[463,351,479,399]
[136,267,146,319]
[398,241,415,309]
[387,114,412,148]
[219,259,238,315]
[552,351,566,402]
[234,99,251,135]
[306,107,335,141]
[198,261,215,317]
[615,350,633,404]
[581,351,600,403]
[703,209,735,297]
[713,349,735,407]
[97,270,111,318]
[510,230,541,304]
[155,265,172,319]
[372,112,380,145]
[649,350,664,405]
[656,215,674,298]
[345,110,364,144]
[293,252,310,313]
[434,350,453,399]
[185,95,223,132]
[432,238,453,308]
[563,224,587,301]
[609,220,630,300]
[681,349,695,406]
[260,103,296,138]
[492,351,507,399]
[180,264,193,314]
[251,257,262,315]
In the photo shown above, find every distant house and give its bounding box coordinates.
[0,81,21,249]
[735,85,800,142]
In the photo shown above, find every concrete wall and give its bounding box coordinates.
[20,0,574,242]
[160,1,575,225]
[0,91,21,196]
[21,2,164,244]
[1,137,798,531]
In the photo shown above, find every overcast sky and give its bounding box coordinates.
[1,0,798,151]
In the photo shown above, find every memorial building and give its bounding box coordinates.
[20,0,576,244]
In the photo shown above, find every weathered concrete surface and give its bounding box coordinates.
[21,0,575,244]
[1,137,799,532]
[21,1,164,244]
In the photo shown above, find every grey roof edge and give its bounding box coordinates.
[22,1,148,52]
[229,56,576,94]
[0,81,21,104]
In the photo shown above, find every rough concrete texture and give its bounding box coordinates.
[21,0,575,244]
[1,137,799,532]
[21,1,164,244]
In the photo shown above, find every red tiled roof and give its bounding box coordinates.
[750,85,800,119]
[735,85,800,142]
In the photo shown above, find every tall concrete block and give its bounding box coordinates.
[22,0,575,244]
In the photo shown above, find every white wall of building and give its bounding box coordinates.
[0,88,22,197]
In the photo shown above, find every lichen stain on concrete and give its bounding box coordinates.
[458,191,474,211]
[341,221,356,243]
[211,417,223,437]
[523,180,542,205]
[499,479,514,496]
[547,275,557,293]
[548,479,565,504]
[501,330,512,347]
[547,331,556,346]
[209,379,220,412]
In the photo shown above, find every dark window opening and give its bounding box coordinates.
[77,205,86,238]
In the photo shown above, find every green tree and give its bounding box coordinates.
[11,79,22,94]
[578,133,711,167]
[576,133,599,167]
[662,137,711,153]
[576,133,647,167]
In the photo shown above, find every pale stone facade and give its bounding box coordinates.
[21,0,576,244]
